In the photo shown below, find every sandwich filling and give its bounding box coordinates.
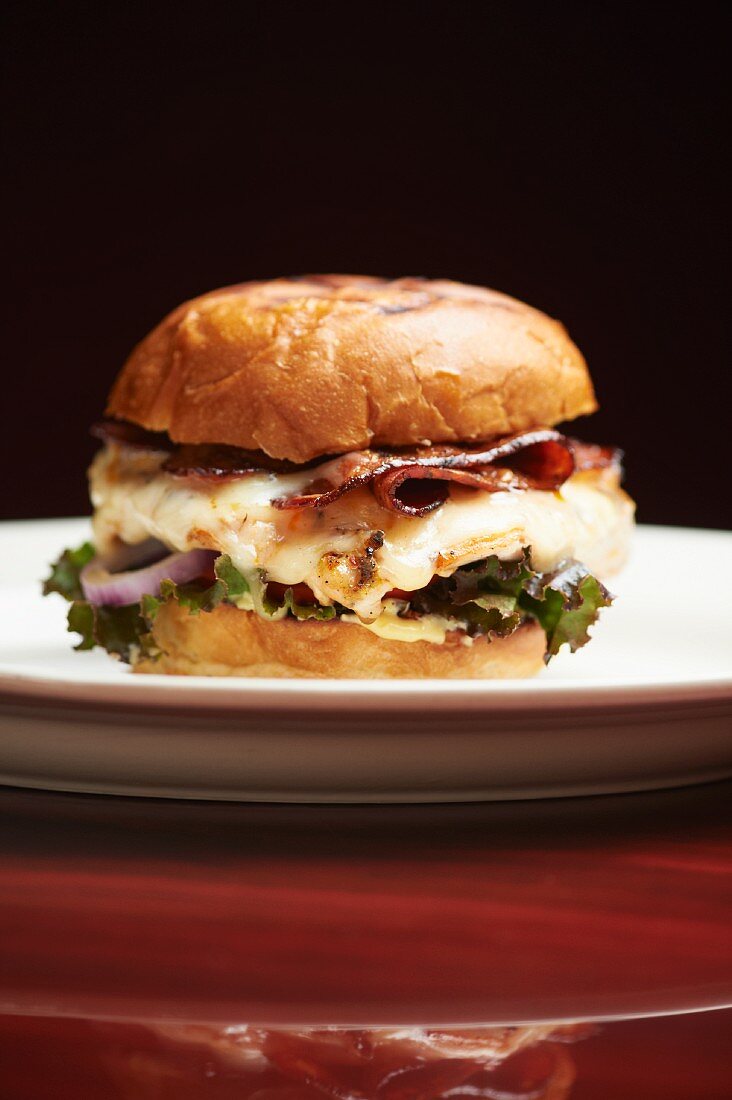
[44,421,633,664]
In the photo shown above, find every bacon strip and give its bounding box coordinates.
[92,419,620,518]
[161,444,309,477]
[275,431,581,517]
[91,419,171,451]
[90,420,306,475]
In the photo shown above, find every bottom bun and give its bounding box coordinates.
[134,602,547,679]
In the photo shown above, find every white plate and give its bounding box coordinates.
[1,519,730,802]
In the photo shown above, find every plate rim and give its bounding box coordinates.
[1,670,731,713]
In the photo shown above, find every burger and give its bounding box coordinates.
[44,276,634,678]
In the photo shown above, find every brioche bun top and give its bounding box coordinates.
[106,275,596,463]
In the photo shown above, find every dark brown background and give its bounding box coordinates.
[2,4,729,527]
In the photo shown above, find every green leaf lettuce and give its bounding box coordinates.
[44,542,611,664]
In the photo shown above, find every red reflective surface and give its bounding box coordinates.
[1,782,730,1024]
[0,781,730,1095]
[0,1013,730,1099]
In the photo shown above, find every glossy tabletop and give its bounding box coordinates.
[1,778,730,1027]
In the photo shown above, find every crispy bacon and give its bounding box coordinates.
[276,431,582,517]
[92,419,620,518]
[90,421,307,475]
[91,419,171,451]
[161,444,309,477]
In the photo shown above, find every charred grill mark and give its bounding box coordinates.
[373,297,434,315]
[318,531,385,596]
[357,530,385,585]
[244,276,439,314]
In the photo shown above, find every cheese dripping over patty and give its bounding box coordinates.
[90,444,634,622]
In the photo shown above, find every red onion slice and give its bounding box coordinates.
[80,549,218,607]
[97,537,169,573]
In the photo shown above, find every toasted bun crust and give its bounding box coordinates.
[134,602,546,679]
[107,275,596,463]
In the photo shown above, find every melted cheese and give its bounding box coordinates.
[340,599,473,644]
[90,444,634,621]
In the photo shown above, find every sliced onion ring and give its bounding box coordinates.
[98,537,169,573]
[80,549,218,607]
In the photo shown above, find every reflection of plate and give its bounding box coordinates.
[1,519,731,801]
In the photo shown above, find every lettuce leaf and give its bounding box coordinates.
[67,600,159,662]
[442,554,533,605]
[415,549,612,660]
[214,554,250,602]
[281,589,336,621]
[159,577,226,614]
[42,542,95,601]
[520,565,612,659]
[49,546,336,662]
[224,561,336,621]
[46,542,611,664]
[408,592,521,640]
